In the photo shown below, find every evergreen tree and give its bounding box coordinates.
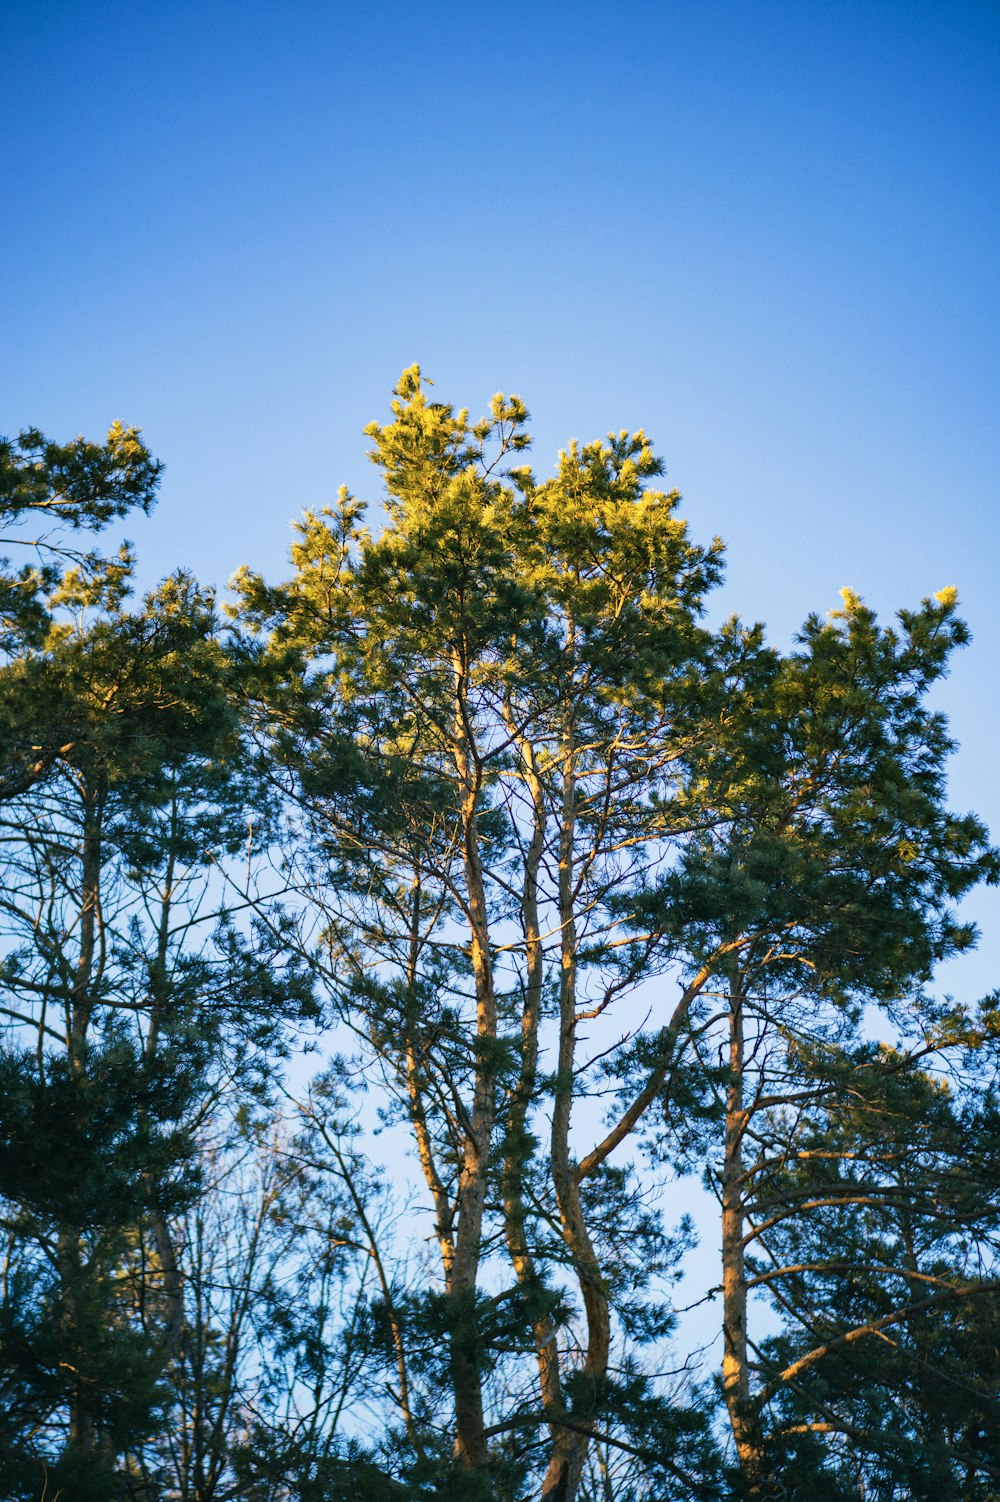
[237,371,998,1500]
[0,422,161,800]
[628,584,1000,1495]
[2,390,996,1502]
[0,555,312,1497]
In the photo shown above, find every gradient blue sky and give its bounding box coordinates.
[3,0,999,992]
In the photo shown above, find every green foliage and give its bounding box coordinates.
[1,387,997,1501]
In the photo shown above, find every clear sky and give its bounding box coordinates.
[3,0,999,994]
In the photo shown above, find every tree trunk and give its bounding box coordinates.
[501,735,565,1436]
[449,652,496,1473]
[147,831,185,1361]
[69,790,102,1057]
[61,791,103,1462]
[722,965,769,1497]
[403,875,456,1284]
[542,718,610,1502]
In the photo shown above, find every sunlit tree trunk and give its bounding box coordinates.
[501,731,565,1434]
[449,647,496,1471]
[721,963,769,1497]
[543,700,610,1502]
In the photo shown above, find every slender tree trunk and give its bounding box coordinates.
[150,1209,185,1358]
[722,965,769,1497]
[147,825,185,1359]
[403,875,456,1283]
[69,790,102,1057]
[500,734,565,1432]
[543,712,610,1502]
[61,790,104,1462]
[449,651,496,1473]
[58,1231,96,1451]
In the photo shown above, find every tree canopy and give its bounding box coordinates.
[1,380,997,1501]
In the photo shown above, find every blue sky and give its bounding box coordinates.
[3,0,999,993]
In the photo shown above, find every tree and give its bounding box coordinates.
[0,555,314,1498]
[3,387,996,1501]
[0,422,161,801]
[625,584,1000,1495]
[153,1091,390,1502]
[237,369,998,1500]
[735,1037,1000,1498]
[236,368,737,1496]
